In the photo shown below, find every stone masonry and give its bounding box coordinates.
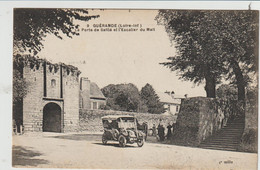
[23,59,80,132]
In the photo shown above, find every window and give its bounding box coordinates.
[92,102,98,110]
[176,105,179,112]
[80,98,83,108]
[51,79,56,87]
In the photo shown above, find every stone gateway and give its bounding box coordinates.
[20,56,106,133]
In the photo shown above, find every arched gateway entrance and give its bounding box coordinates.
[43,102,62,132]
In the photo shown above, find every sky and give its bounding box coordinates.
[38,9,206,97]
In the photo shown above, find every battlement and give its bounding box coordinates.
[17,54,81,78]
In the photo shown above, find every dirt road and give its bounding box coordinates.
[12,133,257,169]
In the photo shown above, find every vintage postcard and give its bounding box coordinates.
[12,7,258,169]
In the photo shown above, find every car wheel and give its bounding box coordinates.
[137,139,144,147]
[102,134,108,144]
[118,135,126,147]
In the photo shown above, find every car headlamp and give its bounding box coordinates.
[128,130,136,137]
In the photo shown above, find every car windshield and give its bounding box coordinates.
[102,119,119,129]
[118,117,136,129]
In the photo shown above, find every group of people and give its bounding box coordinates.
[152,122,176,141]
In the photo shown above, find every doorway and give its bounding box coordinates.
[43,103,62,132]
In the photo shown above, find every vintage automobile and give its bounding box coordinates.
[101,115,145,147]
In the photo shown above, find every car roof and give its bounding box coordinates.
[101,115,135,120]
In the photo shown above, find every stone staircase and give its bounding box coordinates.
[199,117,245,152]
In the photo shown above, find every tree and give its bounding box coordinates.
[140,83,165,114]
[214,11,258,102]
[13,69,28,104]
[217,84,258,103]
[156,10,258,100]
[101,83,147,112]
[156,10,227,98]
[14,8,99,55]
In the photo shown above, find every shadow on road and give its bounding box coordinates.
[48,134,102,141]
[48,134,159,143]
[12,145,49,167]
[93,142,137,148]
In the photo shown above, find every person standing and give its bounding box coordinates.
[172,122,176,134]
[152,124,156,137]
[157,124,165,141]
[166,123,172,140]
[161,125,165,141]
[157,124,162,141]
[142,122,148,141]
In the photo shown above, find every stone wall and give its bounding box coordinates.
[239,98,258,152]
[79,109,177,133]
[23,63,44,132]
[62,69,80,132]
[245,100,258,130]
[172,97,232,146]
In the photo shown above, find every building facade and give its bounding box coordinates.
[157,91,182,115]
[80,77,106,110]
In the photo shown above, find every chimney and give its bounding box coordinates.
[165,91,170,95]
[80,77,91,109]
[80,77,90,91]
[170,91,175,99]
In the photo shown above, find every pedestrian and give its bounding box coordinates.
[157,124,165,141]
[219,111,225,129]
[142,121,148,141]
[157,124,162,141]
[166,123,172,140]
[152,124,156,137]
[172,122,176,134]
[161,125,165,141]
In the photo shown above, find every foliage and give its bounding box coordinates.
[216,84,258,102]
[140,83,165,114]
[13,69,28,103]
[156,10,258,99]
[101,83,145,112]
[138,99,149,113]
[216,84,238,100]
[101,83,165,113]
[246,85,258,104]
[217,11,258,78]
[14,54,81,77]
[14,8,99,55]
[210,10,258,101]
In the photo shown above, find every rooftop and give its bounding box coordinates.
[90,82,106,99]
[156,92,182,104]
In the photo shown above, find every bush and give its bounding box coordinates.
[99,104,110,110]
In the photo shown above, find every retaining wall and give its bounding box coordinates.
[172,97,233,146]
[79,109,177,133]
[239,98,258,152]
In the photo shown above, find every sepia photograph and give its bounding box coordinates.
[10,4,258,169]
